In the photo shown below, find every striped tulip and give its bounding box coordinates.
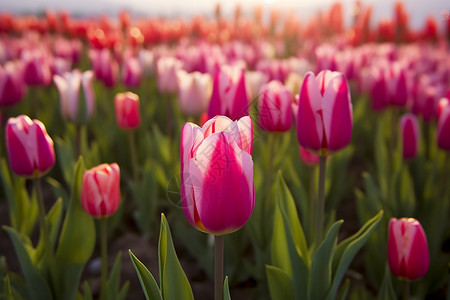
[296,70,353,156]
[388,218,429,280]
[5,115,55,178]
[81,163,121,218]
[180,115,254,235]
[400,114,420,159]
[258,80,293,132]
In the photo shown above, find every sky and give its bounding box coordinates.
[0,0,448,29]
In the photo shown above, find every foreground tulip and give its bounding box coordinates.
[81,163,121,218]
[180,115,254,235]
[388,218,429,281]
[207,65,249,120]
[5,115,55,178]
[296,70,353,155]
[53,70,95,123]
[176,70,212,117]
[114,92,141,130]
[437,98,450,151]
[400,114,420,159]
[258,80,293,132]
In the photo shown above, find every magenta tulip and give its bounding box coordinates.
[437,98,450,151]
[122,56,142,88]
[388,218,429,280]
[22,49,52,86]
[180,115,254,235]
[258,80,293,132]
[81,163,121,218]
[400,114,420,159]
[89,48,118,88]
[207,65,249,121]
[5,115,55,178]
[0,61,26,107]
[296,70,353,156]
[114,92,141,130]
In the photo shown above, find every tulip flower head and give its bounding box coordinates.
[53,70,95,123]
[180,115,254,235]
[400,114,420,159]
[5,115,55,178]
[437,98,450,151]
[0,61,26,107]
[258,80,293,132]
[81,163,121,218]
[114,92,141,130]
[122,56,142,88]
[296,70,353,156]
[176,70,212,117]
[388,218,429,280]
[157,56,183,94]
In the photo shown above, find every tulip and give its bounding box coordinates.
[176,70,212,117]
[0,61,26,107]
[5,115,55,178]
[114,92,141,130]
[296,70,353,156]
[53,70,95,123]
[258,80,293,132]
[22,49,52,86]
[122,56,142,88]
[89,48,119,88]
[180,115,254,235]
[437,98,450,151]
[245,70,268,102]
[156,56,183,94]
[400,114,420,159]
[208,65,249,121]
[388,218,429,280]
[81,163,121,218]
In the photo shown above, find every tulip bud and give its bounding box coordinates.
[176,70,212,117]
[81,163,121,218]
[258,80,293,132]
[180,115,254,235]
[388,218,429,280]
[22,49,52,86]
[122,56,142,88]
[296,70,353,156]
[5,115,55,178]
[437,98,450,151]
[0,61,26,107]
[114,92,141,130]
[208,65,249,120]
[400,114,420,159]
[157,56,183,94]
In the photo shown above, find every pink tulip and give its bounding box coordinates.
[437,98,450,151]
[156,56,183,94]
[180,115,254,235]
[89,48,118,88]
[22,49,52,86]
[122,56,142,88]
[176,70,212,117]
[388,218,429,280]
[258,80,293,132]
[296,70,353,156]
[207,65,249,121]
[81,163,121,218]
[400,114,420,159]
[245,70,268,102]
[114,92,141,130]
[53,70,95,123]
[5,115,55,178]
[0,61,26,107]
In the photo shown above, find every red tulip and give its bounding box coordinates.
[388,218,429,280]
[400,114,420,159]
[180,115,254,235]
[114,92,141,130]
[81,163,121,218]
[258,80,293,132]
[296,70,353,155]
[5,115,55,178]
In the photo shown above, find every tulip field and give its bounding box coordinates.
[1,2,450,300]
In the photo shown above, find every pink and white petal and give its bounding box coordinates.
[235,116,253,154]
[203,115,233,138]
[229,68,249,120]
[6,121,34,176]
[34,121,55,174]
[405,223,429,280]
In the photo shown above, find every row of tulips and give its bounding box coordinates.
[0,3,450,300]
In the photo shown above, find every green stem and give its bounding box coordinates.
[34,177,51,258]
[315,155,327,246]
[214,235,224,300]
[424,122,431,161]
[100,218,108,298]
[309,166,316,244]
[402,280,410,300]
[75,124,82,159]
[129,130,139,182]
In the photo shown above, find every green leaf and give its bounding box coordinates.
[377,265,396,300]
[158,214,194,300]
[223,276,231,300]
[105,251,129,300]
[265,265,294,300]
[3,226,53,300]
[52,157,96,300]
[336,278,350,300]
[308,220,343,300]
[327,210,384,300]
[129,250,162,300]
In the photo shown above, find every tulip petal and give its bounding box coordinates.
[438,105,450,150]
[234,116,253,155]
[405,224,429,280]
[34,120,55,175]
[6,118,34,176]
[230,69,249,120]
